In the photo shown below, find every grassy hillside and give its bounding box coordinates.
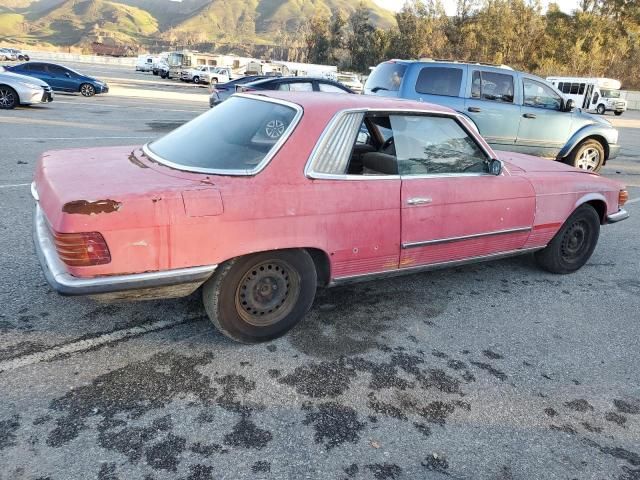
[0,12,25,36]
[26,0,159,45]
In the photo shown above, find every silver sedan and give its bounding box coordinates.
[0,67,53,109]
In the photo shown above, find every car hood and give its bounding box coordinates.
[496,150,594,174]
[0,71,48,87]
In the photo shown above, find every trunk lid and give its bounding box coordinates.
[496,150,595,174]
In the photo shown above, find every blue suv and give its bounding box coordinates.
[6,62,108,97]
[364,60,620,172]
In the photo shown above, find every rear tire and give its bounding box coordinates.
[0,85,18,109]
[534,204,600,274]
[566,138,605,172]
[202,250,317,343]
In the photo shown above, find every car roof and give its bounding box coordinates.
[248,76,338,85]
[241,91,456,115]
[384,59,515,73]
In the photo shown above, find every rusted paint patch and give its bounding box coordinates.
[128,151,149,169]
[62,199,122,215]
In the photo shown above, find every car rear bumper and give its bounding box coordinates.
[606,208,629,224]
[33,203,217,297]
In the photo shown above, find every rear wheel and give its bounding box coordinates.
[0,85,18,109]
[80,83,95,97]
[534,204,600,274]
[202,250,317,343]
[596,104,606,115]
[566,139,605,172]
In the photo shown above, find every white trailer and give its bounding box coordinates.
[546,76,627,116]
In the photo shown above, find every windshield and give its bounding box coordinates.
[364,62,407,93]
[167,53,184,67]
[147,97,299,174]
[600,89,621,98]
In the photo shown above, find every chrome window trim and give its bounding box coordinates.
[143,93,303,176]
[402,226,532,249]
[304,107,497,181]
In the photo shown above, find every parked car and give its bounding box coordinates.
[365,60,620,172]
[135,55,155,72]
[0,66,53,109]
[235,76,355,94]
[181,65,233,84]
[152,57,168,76]
[5,62,108,96]
[32,92,628,343]
[208,75,269,107]
[0,48,17,61]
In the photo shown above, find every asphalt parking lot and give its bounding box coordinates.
[1,67,639,480]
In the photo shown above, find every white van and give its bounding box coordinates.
[546,76,627,116]
[135,55,155,72]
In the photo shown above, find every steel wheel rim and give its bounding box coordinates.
[81,84,94,96]
[265,119,285,139]
[0,88,15,107]
[560,220,590,263]
[235,260,300,327]
[576,147,600,171]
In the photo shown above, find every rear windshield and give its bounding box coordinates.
[365,62,407,92]
[147,97,298,174]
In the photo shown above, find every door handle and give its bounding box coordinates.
[467,107,481,113]
[523,113,537,119]
[407,197,432,205]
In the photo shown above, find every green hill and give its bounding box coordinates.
[2,0,395,48]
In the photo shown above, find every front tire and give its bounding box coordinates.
[566,139,605,172]
[596,104,606,115]
[80,83,96,97]
[614,111,623,116]
[203,250,317,343]
[0,85,18,109]
[534,204,600,274]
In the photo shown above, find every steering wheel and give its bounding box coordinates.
[381,136,394,152]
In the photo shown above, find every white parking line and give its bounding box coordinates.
[0,317,190,373]
[0,183,30,189]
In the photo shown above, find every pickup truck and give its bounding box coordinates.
[180,66,233,84]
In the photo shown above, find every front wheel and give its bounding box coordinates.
[80,83,95,97]
[193,76,200,84]
[202,250,317,343]
[534,204,600,274]
[614,111,623,116]
[0,85,18,109]
[566,139,605,172]
[596,104,606,115]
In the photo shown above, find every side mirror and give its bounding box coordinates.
[564,99,575,112]
[489,158,503,175]
[357,131,370,144]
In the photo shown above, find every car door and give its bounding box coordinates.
[20,63,49,84]
[45,65,75,92]
[394,114,536,267]
[464,68,520,149]
[515,77,571,157]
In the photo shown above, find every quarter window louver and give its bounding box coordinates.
[310,112,364,175]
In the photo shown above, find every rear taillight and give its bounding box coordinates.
[51,230,111,267]
[619,189,629,207]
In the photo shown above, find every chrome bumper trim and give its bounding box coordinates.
[606,208,629,224]
[402,226,532,249]
[33,205,217,296]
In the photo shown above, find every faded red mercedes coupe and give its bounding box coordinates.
[33,92,629,343]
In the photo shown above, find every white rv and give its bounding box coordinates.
[546,76,627,116]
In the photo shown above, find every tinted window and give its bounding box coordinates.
[578,83,585,94]
[48,65,68,75]
[523,78,562,110]
[471,71,514,103]
[364,62,407,92]
[318,82,349,93]
[570,83,580,94]
[391,115,487,175]
[561,83,571,94]
[415,67,463,96]
[148,97,298,172]
[278,82,312,92]
[24,63,43,72]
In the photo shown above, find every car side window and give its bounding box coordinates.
[318,82,348,93]
[279,82,313,92]
[415,67,463,97]
[391,115,488,176]
[48,65,67,76]
[471,71,514,103]
[523,78,562,110]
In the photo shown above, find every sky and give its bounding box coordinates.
[373,0,581,16]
